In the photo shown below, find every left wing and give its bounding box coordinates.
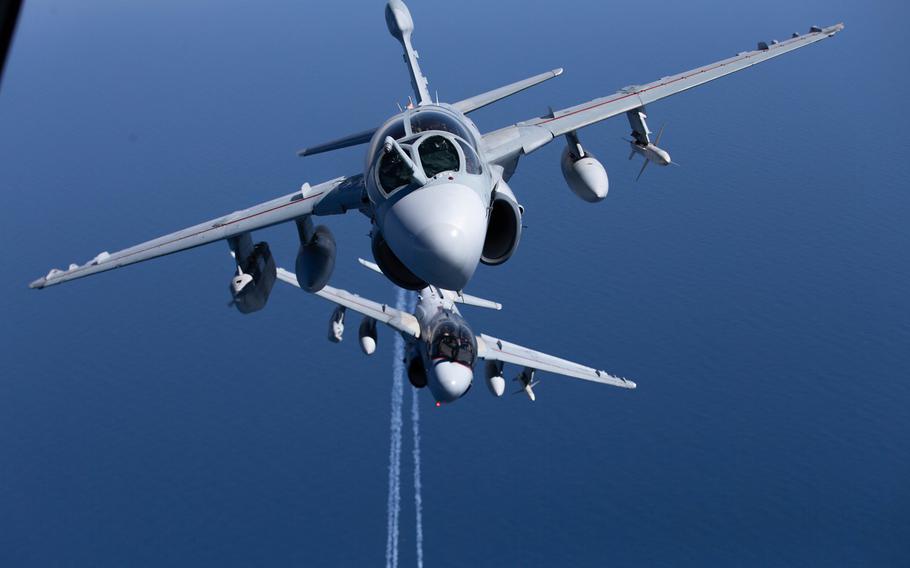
[30,175,365,289]
[275,268,420,338]
[476,333,635,389]
[483,23,844,162]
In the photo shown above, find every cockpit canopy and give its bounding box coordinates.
[418,135,459,178]
[377,133,482,194]
[409,110,474,142]
[430,320,477,367]
[371,108,483,195]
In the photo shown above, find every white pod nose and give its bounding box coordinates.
[486,375,505,397]
[360,336,376,355]
[430,360,473,403]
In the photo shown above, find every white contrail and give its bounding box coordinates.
[411,382,424,568]
[400,289,423,568]
[385,288,407,568]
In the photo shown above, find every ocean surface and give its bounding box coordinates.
[1,1,908,566]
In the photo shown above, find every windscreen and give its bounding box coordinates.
[418,135,460,178]
[430,321,476,366]
[456,139,482,174]
[378,150,413,193]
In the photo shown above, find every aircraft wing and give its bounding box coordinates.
[483,23,844,161]
[29,175,366,289]
[476,333,635,389]
[275,268,421,338]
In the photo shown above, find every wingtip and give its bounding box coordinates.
[296,149,309,157]
[553,67,564,77]
[29,277,47,289]
[821,22,845,36]
[357,257,384,275]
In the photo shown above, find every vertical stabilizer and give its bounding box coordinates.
[385,0,431,105]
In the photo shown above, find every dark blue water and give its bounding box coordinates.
[2,1,908,565]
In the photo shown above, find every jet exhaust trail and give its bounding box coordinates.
[411,382,424,568]
[385,288,407,568]
[386,289,421,568]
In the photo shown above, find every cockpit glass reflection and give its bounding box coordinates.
[410,110,473,142]
[379,119,406,142]
[378,149,413,193]
[418,135,460,178]
[431,321,476,366]
[455,139,482,174]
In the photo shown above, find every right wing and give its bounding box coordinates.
[275,267,421,338]
[476,333,635,389]
[30,175,366,289]
[483,23,844,162]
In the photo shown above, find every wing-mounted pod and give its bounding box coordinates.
[625,108,673,180]
[514,367,540,402]
[485,360,506,397]
[481,180,523,266]
[359,317,378,355]
[328,305,345,343]
[227,233,277,314]
[295,217,336,293]
[560,130,609,202]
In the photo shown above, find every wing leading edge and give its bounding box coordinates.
[30,175,365,289]
[476,333,636,389]
[275,268,421,338]
[484,23,844,161]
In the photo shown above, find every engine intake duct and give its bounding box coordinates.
[481,180,522,266]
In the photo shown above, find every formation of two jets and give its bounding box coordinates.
[30,1,843,404]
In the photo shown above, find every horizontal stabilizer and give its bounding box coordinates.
[298,127,376,157]
[358,257,500,308]
[453,68,563,114]
[451,291,501,311]
[358,257,384,275]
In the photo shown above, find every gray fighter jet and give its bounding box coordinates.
[276,259,635,405]
[30,0,844,316]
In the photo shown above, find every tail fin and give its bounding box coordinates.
[385,0,431,105]
[452,291,502,311]
[636,158,650,181]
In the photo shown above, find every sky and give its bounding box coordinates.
[1,0,908,566]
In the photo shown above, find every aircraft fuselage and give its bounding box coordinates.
[405,286,478,404]
[363,104,497,291]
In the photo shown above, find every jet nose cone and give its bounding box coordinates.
[431,361,473,403]
[383,183,487,290]
[414,222,474,285]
